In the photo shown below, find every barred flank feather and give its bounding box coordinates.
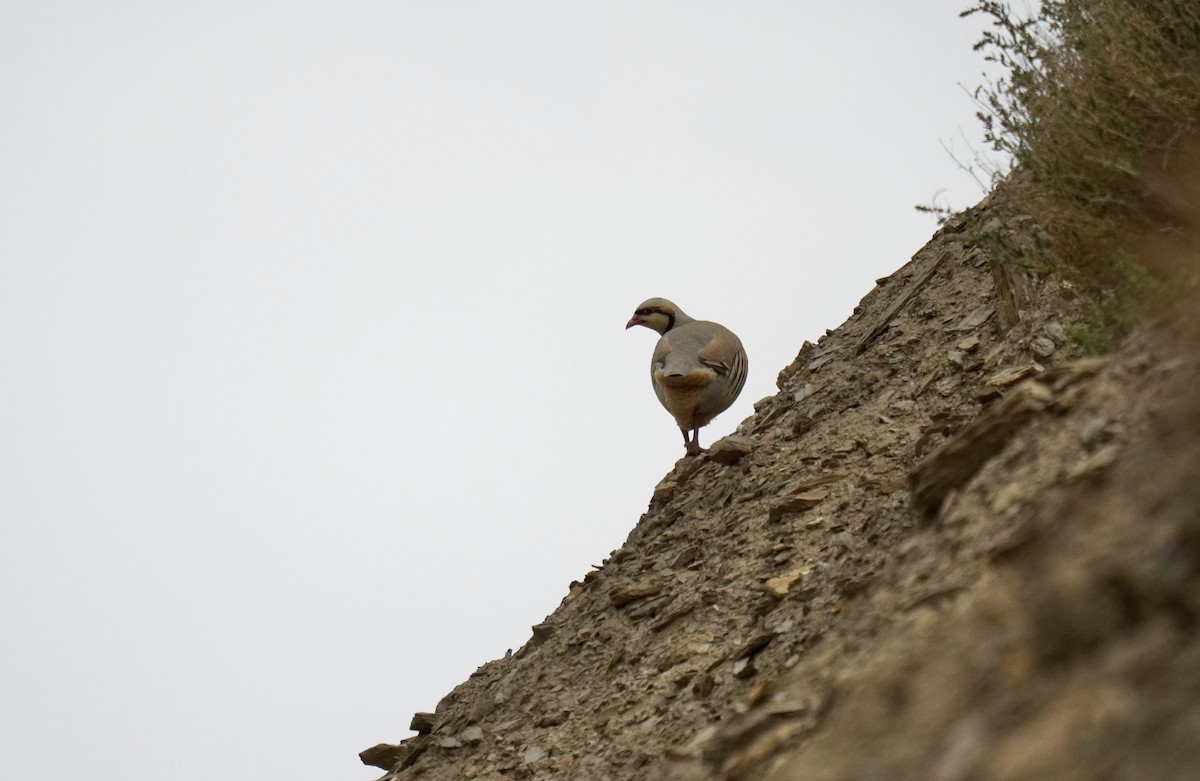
[727,346,748,404]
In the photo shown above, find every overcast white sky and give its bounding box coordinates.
[1,3,1003,779]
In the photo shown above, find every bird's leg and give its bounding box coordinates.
[685,428,702,456]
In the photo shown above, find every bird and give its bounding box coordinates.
[626,297,748,456]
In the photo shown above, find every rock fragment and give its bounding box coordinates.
[768,490,829,522]
[765,566,811,598]
[709,435,754,465]
[1080,416,1111,446]
[910,380,1055,515]
[610,583,663,608]
[359,743,408,770]
[1067,444,1121,480]
[955,304,995,331]
[410,712,438,734]
[986,362,1045,387]
[1031,336,1056,357]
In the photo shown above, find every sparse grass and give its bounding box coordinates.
[1065,319,1113,356]
[939,0,1200,349]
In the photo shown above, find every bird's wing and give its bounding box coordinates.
[650,335,673,404]
[651,335,674,374]
[697,324,748,396]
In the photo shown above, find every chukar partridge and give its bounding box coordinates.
[626,297,748,456]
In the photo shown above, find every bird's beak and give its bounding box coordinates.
[625,316,640,329]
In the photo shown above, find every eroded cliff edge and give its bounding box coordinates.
[360,201,1200,780]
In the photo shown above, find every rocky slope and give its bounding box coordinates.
[359,198,1200,780]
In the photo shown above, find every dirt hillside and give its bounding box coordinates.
[358,197,1200,780]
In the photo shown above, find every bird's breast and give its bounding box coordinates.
[654,367,716,389]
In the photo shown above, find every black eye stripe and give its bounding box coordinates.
[633,305,676,332]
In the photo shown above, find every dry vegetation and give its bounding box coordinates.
[947,0,1200,348]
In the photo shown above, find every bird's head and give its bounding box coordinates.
[626,298,681,335]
